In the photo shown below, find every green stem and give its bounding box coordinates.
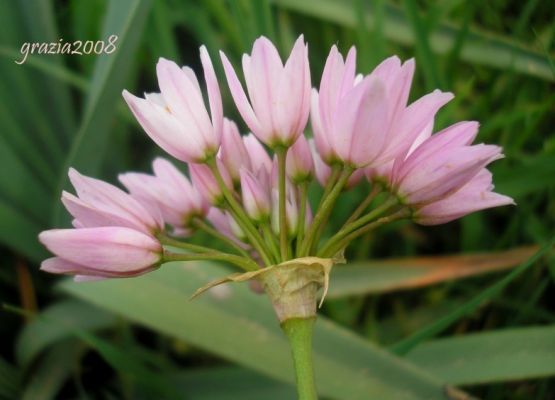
[282,318,317,400]
[262,222,280,264]
[295,181,309,257]
[158,234,218,254]
[193,218,251,258]
[320,209,411,258]
[343,185,381,226]
[300,166,353,257]
[163,250,259,271]
[206,158,272,266]
[321,196,398,254]
[276,147,289,261]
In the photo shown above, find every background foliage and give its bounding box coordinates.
[0,0,554,399]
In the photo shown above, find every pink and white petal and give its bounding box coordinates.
[156,58,213,139]
[62,191,150,233]
[39,227,162,272]
[123,90,206,162]
[68,167,161,231]
[220,51,262,135]
[200,46,223,144]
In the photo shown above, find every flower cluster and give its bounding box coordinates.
[39,36,513,281]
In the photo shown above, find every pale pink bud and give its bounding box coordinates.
[119,158,207,230]
[64,168,162,235]
[220,35,311,148]
[270,188,298,238]
[243,133,272,174]
[190,160,232,205]
[219,118,250,183]
[240,169,271,222]
[415,169,514,225]
[39,227,162,278]
[392,122,503,205]
[286,134,313,182]
[122,46,222,163]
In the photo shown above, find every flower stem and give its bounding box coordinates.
[343,185,381,226]
[319,208,411,257]
[320,196,398,255]
[276,147,289,261]
[163,250,258,271]
[158,234,218,253]
[300,166,353,257]
[206,158,273,266]
[262,222,280,264]
[295,181,309,257]
[282,317,317,400]
[193,218,251,259]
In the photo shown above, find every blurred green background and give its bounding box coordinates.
[0,0,554,399]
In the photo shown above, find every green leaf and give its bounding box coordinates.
[391,237,555,355]
[16,300,116,368]
[61,261,449,400]
[406,325,555,385]
[20,340,83,400]
[0,357,20,400]
[328,246,537,298]
[53,0,152,225]
[171,366,295,399]
[270,0,555,81]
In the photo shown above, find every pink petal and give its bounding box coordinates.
[200,46,223,145]
[39,227,162,272]
[220,51,261,135]
[122,90,206,162]
[156,58,214,149]
[68,168,162,231]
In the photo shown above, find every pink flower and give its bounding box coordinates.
[414,169,514,225]
[240,168,271,222]
[119,158,207,231]
[309,139,364,189]
[286,134,313,183]
[63,168,162,235]
[190,160,232,206]
[122,46,222,163]
[39,227,162,279]
[391,121,503,205]
[207,208,246,242]
[219,118,250,183]
[243,133,273,175]
[311,46,452,168]
[221,35,310,148]
[271,188,298,238]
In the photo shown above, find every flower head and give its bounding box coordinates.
[312,46,452,168]
[39,227,162,280]
[221,35,310,148]
[123,46,223,163]
[119,158,208,232]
